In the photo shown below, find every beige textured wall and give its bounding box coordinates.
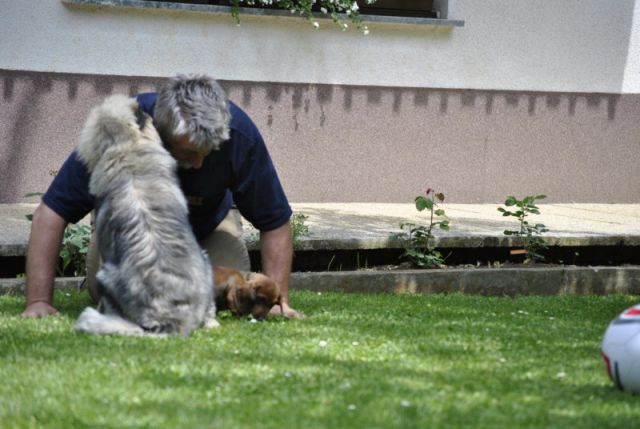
[1,70,639,204]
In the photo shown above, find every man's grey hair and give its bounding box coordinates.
[154,74,231,151]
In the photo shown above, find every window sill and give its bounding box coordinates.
[62,0,465,27]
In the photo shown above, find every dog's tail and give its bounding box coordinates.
[75,307,147,337]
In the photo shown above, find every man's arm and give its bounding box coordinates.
[260,221,302,318]
[21,203,67,317]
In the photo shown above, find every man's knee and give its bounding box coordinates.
[200,209,250,271]
[87,210,251,298]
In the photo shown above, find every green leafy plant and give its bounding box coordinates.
[229,0,372,33]
[291,212,310,247]
[24,190,91,277]
[246,211,310,251]
[498,195,549,264]
[399,189,450,268]
[59,223,92,277]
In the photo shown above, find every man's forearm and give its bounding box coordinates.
[25,203,67,307]
[260,221,293,303]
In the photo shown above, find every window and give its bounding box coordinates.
[358,1,437,19]
[142,0,452,20]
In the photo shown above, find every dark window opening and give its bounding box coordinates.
[358,1,436,19]
[143,1,439,19]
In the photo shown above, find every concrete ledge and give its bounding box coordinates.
[287,203,640,251]
[0,203,36,257]
[290,266,640,296]
[3,203,640,257]
[0,277,85,295]
[2,266,640,297]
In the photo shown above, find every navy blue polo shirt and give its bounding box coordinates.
[42,93,292,239]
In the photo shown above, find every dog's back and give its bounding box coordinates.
[75,95,215,336]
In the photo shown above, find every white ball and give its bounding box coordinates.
[601,304,640,394]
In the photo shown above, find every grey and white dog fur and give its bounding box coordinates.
[74,94,218,336]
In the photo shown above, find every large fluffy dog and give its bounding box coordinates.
[74,94,217,336]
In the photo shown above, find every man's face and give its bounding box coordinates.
[165,135,211,170]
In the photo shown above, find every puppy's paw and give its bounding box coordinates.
[203,317,221,329]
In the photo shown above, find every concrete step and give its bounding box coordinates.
[287,203,640,250]
[2,266,640,296]
[2,202,640,258]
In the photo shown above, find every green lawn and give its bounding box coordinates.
[1,290,638,429]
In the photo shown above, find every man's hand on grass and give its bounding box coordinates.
[22,301,60,318]
[270,301,304,319]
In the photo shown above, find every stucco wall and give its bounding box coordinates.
[1,0,639,93]
[2,71,639,204]
[1,1,639,205]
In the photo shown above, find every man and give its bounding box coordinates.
[22,74,301,319]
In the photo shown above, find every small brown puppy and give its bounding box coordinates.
[214,266,282,320]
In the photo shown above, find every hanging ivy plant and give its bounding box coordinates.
[228,0,374,33]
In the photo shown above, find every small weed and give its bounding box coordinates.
[24,190,91,277]
[291,212,310,248]
[246,211,310,252]
[327,254,337,271]
[399,189,450,268]
[356,252,369,270]
[59,223,91,277]
[498,195,549,264]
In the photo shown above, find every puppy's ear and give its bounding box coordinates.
[231,286,256,317]
[248,275,284,317]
